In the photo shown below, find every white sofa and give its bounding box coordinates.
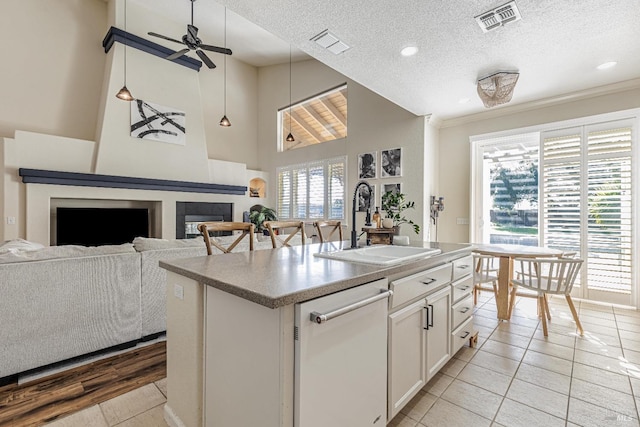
[0,235,296,380]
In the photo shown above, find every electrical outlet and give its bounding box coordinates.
[173,283,184,300]
[456,218,469,225]
[7,216,16,225]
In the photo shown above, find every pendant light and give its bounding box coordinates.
[116,0,134,101]
[285,46,295,142]
[219,7,231,127]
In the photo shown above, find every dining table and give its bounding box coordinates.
[472,243,565,320]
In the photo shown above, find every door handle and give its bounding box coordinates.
[310,289,393,324]
[424,304,434,330]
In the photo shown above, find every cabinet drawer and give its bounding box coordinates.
[451,293,473,330]
[451,275,473,303]
[389,263,452,310]
[451,316,474,355]
[452,255,473,281]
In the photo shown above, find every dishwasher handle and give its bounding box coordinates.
[310,289,393,324]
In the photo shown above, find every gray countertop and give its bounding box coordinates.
[160,241,472,309]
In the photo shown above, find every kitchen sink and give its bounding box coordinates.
[314,245,441,266]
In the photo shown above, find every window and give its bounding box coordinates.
[277,157,346,220]
[471,112,637,306]
[278,84,347,151]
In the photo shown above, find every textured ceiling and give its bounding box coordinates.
[132,0,640,120]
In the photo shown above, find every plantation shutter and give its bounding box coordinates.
[586,125,632,293]
[277,169,291,219]
[292,166,308,219]
[328,159,345,219]
[308,162,325,219]
[542,121,634,296]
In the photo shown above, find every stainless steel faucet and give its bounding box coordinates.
[351,181,373,248]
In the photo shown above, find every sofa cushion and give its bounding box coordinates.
[133,236,205,252]
[0,243,136,264]
[0,238,45,253]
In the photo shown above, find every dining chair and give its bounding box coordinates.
[472,253,499,305]
[198,221,254,255]
[510,257,584,336]
[313,220,343,243]
[264,220,306,248]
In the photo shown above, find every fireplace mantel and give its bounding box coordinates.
[19,168,247,195]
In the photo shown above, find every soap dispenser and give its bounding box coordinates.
[372,206,381,228]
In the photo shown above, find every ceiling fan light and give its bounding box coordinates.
[286,132,295,142]
[116,85,134,101]
[219,115,231,127]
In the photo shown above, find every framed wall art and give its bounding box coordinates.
[357,184,375,212]
[358,151,377,179]
[380,147,402,177]
[131,99,186,145]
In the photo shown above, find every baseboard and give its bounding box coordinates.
[164,404,188,427]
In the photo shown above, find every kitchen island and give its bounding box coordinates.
[160,241,472,427]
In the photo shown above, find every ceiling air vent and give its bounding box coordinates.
[475,1,522,33]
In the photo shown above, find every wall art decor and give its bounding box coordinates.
[358,151,377,179]
[381,147,402,177]
[358,184,375,212]
[131,99,186,145]
[382,182,401,197]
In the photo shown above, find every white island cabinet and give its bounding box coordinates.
[160,242,472,427]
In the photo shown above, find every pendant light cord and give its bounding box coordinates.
[123,0,127,86]
[223,8,227,114]
[289,47,292,133]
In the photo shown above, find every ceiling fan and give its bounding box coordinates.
[148,0,232,69]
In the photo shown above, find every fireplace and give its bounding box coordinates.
[176,202,233,239]
[56,207,149,246]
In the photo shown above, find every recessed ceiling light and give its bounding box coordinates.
[597,61,617,70]
[459,97,471,104]
[400,46,418,57]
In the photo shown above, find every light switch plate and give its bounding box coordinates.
[456,218,469,225]
[174,283,184,300]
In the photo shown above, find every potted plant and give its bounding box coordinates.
[381,191,420,234]
[248,204,277,235]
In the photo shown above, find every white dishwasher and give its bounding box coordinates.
[294,278,391,427]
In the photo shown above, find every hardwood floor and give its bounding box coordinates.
[0,342,166,427]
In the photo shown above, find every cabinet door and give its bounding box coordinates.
[388,300,427,420]
[425,286,451,380]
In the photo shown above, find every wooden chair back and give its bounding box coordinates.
[472,253,499,285]
[313,220,343,243]
[512,257,583,295]
[264,221,305,248]
[197,221,254,255]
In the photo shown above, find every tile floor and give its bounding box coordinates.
[46,293,640,427]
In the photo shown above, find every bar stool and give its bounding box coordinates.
[313,220,343,243]
[264,221,305,248]
[198,221,254,255]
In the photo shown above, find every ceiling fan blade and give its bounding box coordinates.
[166,48,190,61]
[148,32,185,45]
[196,50,216,69]
[199,44,232,56]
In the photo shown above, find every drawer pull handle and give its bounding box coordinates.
[423,304,434,330]
[460,331,470,339]
[420,277,436,285]
[459,285,470,291]
[457,264,470,269]
[460,307,470,314]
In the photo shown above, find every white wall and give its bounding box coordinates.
[438,86,640,243]
[257,59,429,240]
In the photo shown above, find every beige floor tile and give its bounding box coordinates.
[620,330,640,342]
[630,377,640,396]
[624,348,640,365]
[480,339,526,361]
[568,397,639,427]
[419,399,492,427]
[456,363,512,396]
[616,312,640,323]
[580,313,618,328]
[577,330,622,348]
[113,404,168,427]
[514,362,571,395]
[452,345,478,362]
[470,350,520,377]
[527,339,575,361]
[617,321,640,334]
[570,378,636,416]
[506,378,568,419]
[581,322,620,337]
[532,328,577,347]
[440,357,467,377]
[155,378,167,398]
[621,337,640,353]
[574,349,627,372]
[99,383,166,426]
[400,390,437,422]
[506,314,540,329]
[488,330,532,349]
[495,398,565,427]
[521,349,573,376]
[579,308,616,320]
[44,405,109,427]
[441,379,502,420]
[496,322,536,338]
[579,302,614,313]
[572,362,632,394]
[474,315,501,329]
[389,412,419,427]
[474,307,498,320]
[476,324,498,339]
[421,372,454,397]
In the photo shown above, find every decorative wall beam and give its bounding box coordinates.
[19,169,246,195]
[103,26,202,71]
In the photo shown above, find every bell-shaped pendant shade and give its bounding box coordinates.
[219,115,231,127]
[116,85,134,101]
[286,132,295,142]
